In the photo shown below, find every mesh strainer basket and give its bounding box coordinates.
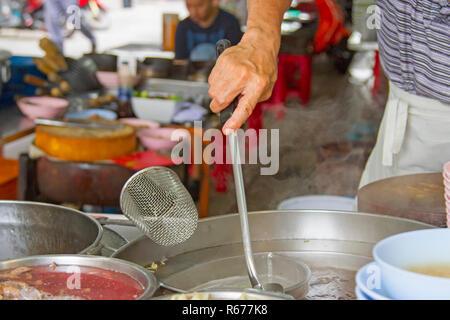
[120,166,198,246]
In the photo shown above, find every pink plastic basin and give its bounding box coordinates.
[137,128,190,151]
[17,96,69,120]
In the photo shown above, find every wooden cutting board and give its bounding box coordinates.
[35,124,137,162]
[357,173,446,227]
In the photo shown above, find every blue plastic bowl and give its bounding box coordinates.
[65,109,118,120]
[373,228,450,300]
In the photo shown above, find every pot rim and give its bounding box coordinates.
[0,200,103,256]
[0,254,159,300]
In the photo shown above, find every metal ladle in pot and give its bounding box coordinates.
[216,40,284,294]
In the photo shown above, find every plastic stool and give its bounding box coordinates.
[271,53,312,108]
[372,50,381,96]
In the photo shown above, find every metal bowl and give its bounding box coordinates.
[0,255,159,300]
[0,201,103,261]
[153,288,294,300]
[164,252,311,299]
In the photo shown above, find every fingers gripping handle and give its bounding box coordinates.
[215,39,239,127]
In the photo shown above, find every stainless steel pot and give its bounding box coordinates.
[113,210,434,300]
[0,255,159,300]
[153,288,294,300]
[0,201,103,261]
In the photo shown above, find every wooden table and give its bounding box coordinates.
[357,173,446,227]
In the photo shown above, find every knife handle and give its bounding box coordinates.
[24,74,48,88]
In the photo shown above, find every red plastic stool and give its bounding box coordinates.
[372,50,381,96]
[270,53,312,109]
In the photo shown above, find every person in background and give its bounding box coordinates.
[174,0,242,62]
[208,0,450,189]
[175,0,242,200]
[44,0,96,54]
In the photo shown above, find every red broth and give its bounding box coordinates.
[0,265,145,300]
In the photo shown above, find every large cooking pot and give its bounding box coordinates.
[0,201,103,261]
[113,210,434,300]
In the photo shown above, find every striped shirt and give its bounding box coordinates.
[376,0,450,104]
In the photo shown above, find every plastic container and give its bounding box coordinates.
[96,71,139,89]
[118,118,160,129]
[443,162,450,185]
[17,96,68,119]
[137,127,189,151]
[131,97,177,123]
[117,61,134,118]
[1,56,44,107]
[277,195,355,211]
[171,252,311,299]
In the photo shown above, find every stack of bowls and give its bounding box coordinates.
[443,161,450,226]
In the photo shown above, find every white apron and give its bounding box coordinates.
[359,82,450,189]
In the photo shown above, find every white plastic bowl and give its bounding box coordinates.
[373,228,450,300]
[277,195,355,211]
[131,97,177,124]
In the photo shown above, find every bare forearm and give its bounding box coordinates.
[208,0,292,133]
[243,0,292,55]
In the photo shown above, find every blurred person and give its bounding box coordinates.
[174,0,242,62]
[44,0,96,54]
[175,0,243,200]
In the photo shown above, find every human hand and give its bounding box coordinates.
[208,31,279,135]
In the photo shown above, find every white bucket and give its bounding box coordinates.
[277,195,356,211]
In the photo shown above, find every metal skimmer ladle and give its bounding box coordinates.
[120,166,198,246]
[216,40,284,293]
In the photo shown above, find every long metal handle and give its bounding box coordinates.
[229,132,262,289]
[215,39,262,289]
[95,217,137,227]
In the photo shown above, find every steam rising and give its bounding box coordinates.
[209,55,386,215]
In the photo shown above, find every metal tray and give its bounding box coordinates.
[112,210,434,300]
